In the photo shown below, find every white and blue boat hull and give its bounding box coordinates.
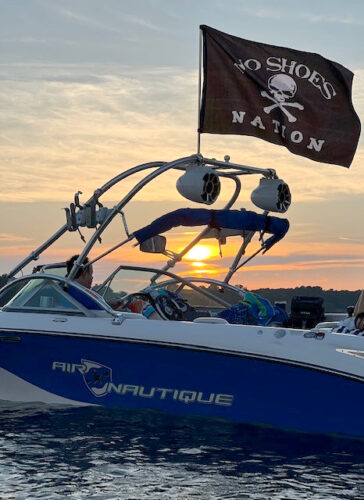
[1,314,364,439]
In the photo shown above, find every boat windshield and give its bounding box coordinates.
[97,269,155,303]
[96,266,232,311]
[0,276,111,317]
[151,279,246,309]
[3,278,79,312]
[0,278,33,308]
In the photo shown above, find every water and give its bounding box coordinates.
[1,403,364,499]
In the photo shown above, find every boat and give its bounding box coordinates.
[1,153,364,439]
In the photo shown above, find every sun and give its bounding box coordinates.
[185,245,212,261]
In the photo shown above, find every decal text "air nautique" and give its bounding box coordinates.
[52,361,234,406]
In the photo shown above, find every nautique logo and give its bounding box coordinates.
[52,360,234,407]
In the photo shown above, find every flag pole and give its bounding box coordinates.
[197,27,202,154]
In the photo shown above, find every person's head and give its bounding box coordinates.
[66,255,93,289]
[347,305,355,317]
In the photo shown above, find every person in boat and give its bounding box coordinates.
[66,255,145,313]
[332,292,364,335]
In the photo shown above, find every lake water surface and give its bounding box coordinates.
[1,402,364,499]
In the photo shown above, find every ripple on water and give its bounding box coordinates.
[0,404,364,499]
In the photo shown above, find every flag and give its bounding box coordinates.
[199,25,361,168]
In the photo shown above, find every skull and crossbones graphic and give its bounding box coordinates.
[261,74,304,123]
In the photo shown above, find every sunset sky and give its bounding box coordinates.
[1,0,363,290]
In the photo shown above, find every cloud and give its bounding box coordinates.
[0,63,363,205]
[49,5,123,34]
[40,2,164,40]
[122,14,163,32]
[0,61,363,289]
[0,233,32,243]
[0,64,198,202]
[238,6,364,26]
[1,209,363,289]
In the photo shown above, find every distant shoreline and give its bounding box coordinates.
[252,287,361,313]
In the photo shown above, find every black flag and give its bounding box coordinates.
[199,25,361,168]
